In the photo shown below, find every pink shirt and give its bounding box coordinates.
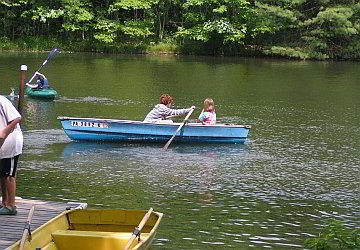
[199,111,216,125]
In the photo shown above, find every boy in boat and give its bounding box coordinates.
[26,72,49,89]
[144,94,195,123]
[0,95,23,215]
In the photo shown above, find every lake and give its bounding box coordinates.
[0,52,359,249]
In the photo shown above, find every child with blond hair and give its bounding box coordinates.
[198,98,216,125]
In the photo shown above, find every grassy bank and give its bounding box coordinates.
[0,36,267,58]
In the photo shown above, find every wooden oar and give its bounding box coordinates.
[163,108,194,150]
[20,205,35,250]
[124,208,154,250]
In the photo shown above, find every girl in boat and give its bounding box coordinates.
[144,94,195,123]
[26,72,49,89]
[198,98,216,125]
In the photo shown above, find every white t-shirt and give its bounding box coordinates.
[0,95,23,158]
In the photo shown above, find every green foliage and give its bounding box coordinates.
[27,7,64,23]
[0,0,27,7]
[342,40,360,59]
[300,6,359,58]
[0,36,16,50]
[108,0,156,12]
[0,36,61,52]
[176,18,246,44]
[264,46,310,60]
[120,20,154,38]
[305,220,360,250]
[147,40,179,53]
[93,33,116,44]
[255,2,299,27]
[61,0,94,38]
[302,7,357,37]
[248,0,300,41]
[0,0,360,59]
[93,18,118,43]
[176,0,250,48]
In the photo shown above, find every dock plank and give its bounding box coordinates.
[0,198,83,249]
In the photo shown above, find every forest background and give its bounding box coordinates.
[1,0,360,60]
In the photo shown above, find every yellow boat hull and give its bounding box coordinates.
[9,209,163,250]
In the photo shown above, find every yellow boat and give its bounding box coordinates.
[9,208,163,250]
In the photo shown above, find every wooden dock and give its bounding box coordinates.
[0,197,87,249]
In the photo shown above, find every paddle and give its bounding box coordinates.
[124,208,154,250]
[20,205,35,250]
[163,107,194,150]
[27,48,60,84]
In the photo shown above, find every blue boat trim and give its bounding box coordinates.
[58,116,251,144]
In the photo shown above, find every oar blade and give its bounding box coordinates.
[32,48,60,81]
[163,136,174,150]
[42,48,60,66]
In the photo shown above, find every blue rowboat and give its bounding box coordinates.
[58,116,251,144]
[26,87,57,100]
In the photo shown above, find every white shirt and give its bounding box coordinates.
[0,95,23,158]
[144,104,192,123]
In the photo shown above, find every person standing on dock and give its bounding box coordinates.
[0,95,23,215]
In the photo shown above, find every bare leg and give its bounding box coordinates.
[6,176,16,208]
[0,178,7,207]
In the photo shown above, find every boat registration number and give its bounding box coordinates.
[71,121,109,128]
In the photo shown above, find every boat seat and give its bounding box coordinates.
[51,230,148,250]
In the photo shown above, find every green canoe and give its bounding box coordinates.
[26,87,57,100]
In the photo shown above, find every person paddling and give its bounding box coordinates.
[144,94,195,123]
[26,72,49,89]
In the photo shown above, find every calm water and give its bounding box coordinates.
[1,52,359,249]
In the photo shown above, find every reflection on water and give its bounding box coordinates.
[25,98,56,129]
[1,54,359,249]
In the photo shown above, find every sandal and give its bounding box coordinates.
[0,206,17,215]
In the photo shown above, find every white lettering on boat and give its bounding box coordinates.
[71,121,108,128]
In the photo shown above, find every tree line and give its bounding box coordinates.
[1,0,360,60]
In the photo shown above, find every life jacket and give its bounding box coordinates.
[36,76,49,88]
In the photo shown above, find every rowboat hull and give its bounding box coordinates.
[58,116,251,144]
[26,87,57,100]
[9,209,163,250]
